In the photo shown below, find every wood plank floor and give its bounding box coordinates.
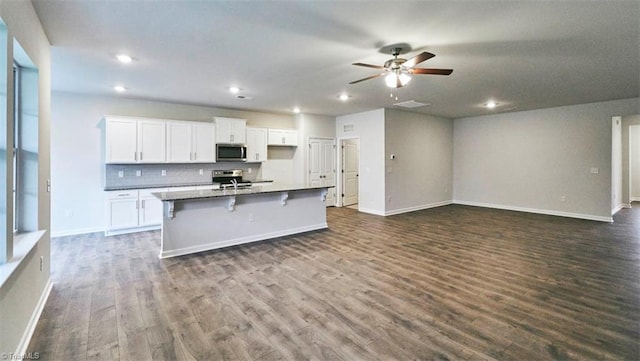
[28,204,639,361]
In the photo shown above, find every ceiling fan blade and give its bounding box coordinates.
[349,73,386,84]
[403,52,435,68]
[352,62,386,69]
[409,68,453,75]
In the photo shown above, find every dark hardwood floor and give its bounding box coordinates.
[28,205,639,360]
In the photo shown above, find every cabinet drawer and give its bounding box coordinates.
[106,190,138,200]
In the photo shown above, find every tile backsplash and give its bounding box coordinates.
[105,163,263,189]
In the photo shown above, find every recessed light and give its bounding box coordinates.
[115,54,133,63]
[292,107,301,114]
[485,101,498,109]
[114,85,127,93]
[339,94,351,101]
[229,87,240,94]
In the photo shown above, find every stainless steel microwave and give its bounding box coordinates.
[216,144,247,162]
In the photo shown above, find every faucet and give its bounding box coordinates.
[230,179,238,191]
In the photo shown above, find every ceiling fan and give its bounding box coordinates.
[349,47,453,88]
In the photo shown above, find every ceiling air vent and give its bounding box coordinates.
[343,123,355,132]
[394,100,431,108]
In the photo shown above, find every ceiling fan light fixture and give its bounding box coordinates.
[385,72,411,88]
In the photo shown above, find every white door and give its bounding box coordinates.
[321,140,336,206]
[192,123,216,162]
[342,139,359,206]
[309,138,336,206]
[308,138,322,186]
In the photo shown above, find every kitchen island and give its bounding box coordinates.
[153,184,332,258]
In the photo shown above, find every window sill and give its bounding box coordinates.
[0,230,47,288]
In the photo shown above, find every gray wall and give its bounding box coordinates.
[384,108,453,214]
[51,91,299,236]
[0,1,51,355]
[454,98,640,221]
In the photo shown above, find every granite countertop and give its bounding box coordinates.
[104,179,273,191]
[152,183,333,201]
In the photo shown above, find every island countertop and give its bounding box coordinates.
[152,183,333,201]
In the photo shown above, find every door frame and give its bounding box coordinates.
[337,136,360,208]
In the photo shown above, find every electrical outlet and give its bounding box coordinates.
[560,195,567,202]
[248,168,252,174]
[136,170,141,177]
[40,256,43,271]
[118,171,124,178]
[590,167,599,174]
[199,169,204,175]
[161,170,166,176]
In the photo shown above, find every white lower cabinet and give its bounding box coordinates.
[105,188,167,235]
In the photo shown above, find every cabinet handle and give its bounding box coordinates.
[140,152,143,161]
[193,152,197,160]
[230,134,234,142]
[134,152,137,161]
[255,153,258,160]
[282,137,285,145]
[136,200,139,209]
[141,200,145,209]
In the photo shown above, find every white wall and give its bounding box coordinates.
[50,91,299,235]
[454,98,640,221]
[0,1,51,355]
[336,109,385,215]
[384,109,453,215]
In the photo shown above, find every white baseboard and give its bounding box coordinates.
[631,197,640,202]
[15,278,53,356]
[384,200,453,216]
[454,200,613,223]
[357,207,385,216]
[51,226,104,238]
[612,203,631,215]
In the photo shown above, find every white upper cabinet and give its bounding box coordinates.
[166,121,192,163]
[246,127,268,162]
[214,117,246,144]
[268,129,298,146]
[105,116,166,163]
[192,122,216,162]
[105,117,138,163]
[167,121,216,163]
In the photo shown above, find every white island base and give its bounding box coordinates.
[158,187,329,258]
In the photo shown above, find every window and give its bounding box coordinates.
[0,18,40,265]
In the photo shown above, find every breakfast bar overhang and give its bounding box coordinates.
[153,184,332,258]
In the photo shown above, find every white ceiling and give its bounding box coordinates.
[32,1,639,119]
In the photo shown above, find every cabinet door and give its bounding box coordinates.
[139,195,164,226]
[192,123,216,162]
[138,120,166,163]
[246,127,268,162]
[166,121,193,163]
[230,119,247,144]
[107,197,139,230]
[215,117,246,144]
[105,118,137,163]
[283,130,298,146]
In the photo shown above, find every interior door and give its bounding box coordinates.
[321,139,336,206]
[308,138,322,186]
[342,139,359,206]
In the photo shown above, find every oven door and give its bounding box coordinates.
[216,144,247,162]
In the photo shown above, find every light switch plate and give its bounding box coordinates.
[136,170,141,177]
[161,170,167,176]
[590,167,599,174]
[118,171,124,178]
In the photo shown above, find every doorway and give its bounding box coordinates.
[341,138,359,208]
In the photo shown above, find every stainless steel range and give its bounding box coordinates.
[212,169,252,189]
